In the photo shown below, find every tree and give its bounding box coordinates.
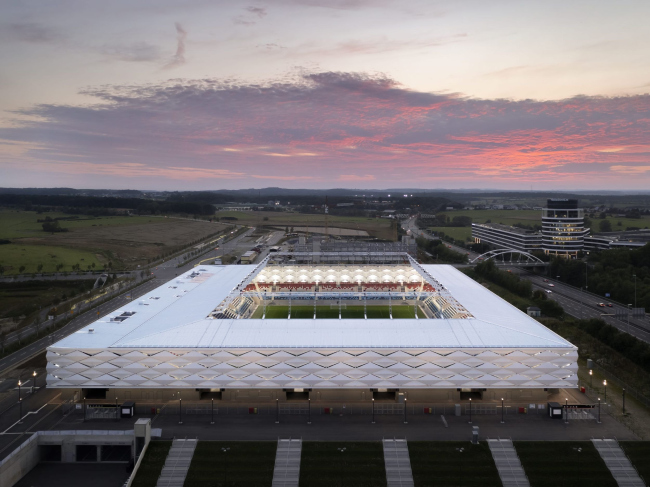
[599,220,612,232]
[0,265,4,276]
[37,263,43,273]
[19,265,26,273]
[0,331,6,354]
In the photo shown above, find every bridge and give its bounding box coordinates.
[469,249,549,267]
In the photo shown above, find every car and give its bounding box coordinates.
[548,283,554,287]
[606,303,613,307]
[597,303,606,307]
[546,290,552,294]
[543,279,548,282]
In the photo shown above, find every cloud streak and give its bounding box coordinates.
[1,71,650,189]
[163,22,187,69]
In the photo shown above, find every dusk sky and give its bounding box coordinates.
[2,0,650,190]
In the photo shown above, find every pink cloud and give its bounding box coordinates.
[1,71,650,189]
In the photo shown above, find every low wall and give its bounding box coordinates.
[0,434,40,487]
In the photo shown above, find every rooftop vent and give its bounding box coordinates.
[88,328,95,333]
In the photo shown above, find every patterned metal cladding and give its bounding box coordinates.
[46,347,578,389]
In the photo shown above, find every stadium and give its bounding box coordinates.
[46,254,578,404]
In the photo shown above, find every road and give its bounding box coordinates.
[514,269,650,342]
[402,217,480,261]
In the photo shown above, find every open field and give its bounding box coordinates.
[515,441,616,487]
[408,441,501,487]
[131,441,172,487]
[215,211,395,240]
[428,226,472,242]
[185,441,276,487]
[619,442,650,482]
[0,210,164,240]
[0,244,103,274]
[251,305,426,319]
[300,441,386,487]
[0,210,230,272]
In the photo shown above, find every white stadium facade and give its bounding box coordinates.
[46,255,578,403]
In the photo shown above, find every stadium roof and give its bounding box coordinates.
[53,264,574,351]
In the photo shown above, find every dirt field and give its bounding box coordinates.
[216,211,395,240]
[18,219,230,268]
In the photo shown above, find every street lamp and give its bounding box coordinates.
[585,262,588,291]
[603,380,607,404]
[275,398,279,424]
[308,398,311,425]
[32,371,36,394]
[633,274,637,309]
[597,398,601,424]
[468,398,472,424]
[115,396,118,422]
[83,396,86,423]
[501,398,504,424]
[372,397,375,424]
[589,369,593,389]
[404,397,408,424]
[565,398,569,424]
[211,398,215,425]
[178,392,182,425]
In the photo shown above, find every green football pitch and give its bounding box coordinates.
[251,305,426,319]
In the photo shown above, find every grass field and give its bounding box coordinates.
[0,243,103,274]
[515,441,617,487]
[619,442,650,482]
[0,210,229,272]
[215,210,395,240]
[251,305,426,319]
[0,210,163,240]
[184,441,276,487]
[428,227,472,242]
[131,441,172,487]
[300,441,386,487]
[408,441,502,487]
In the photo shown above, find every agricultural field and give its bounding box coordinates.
[515,441,616,487]
[408,441,501,487]
[184,441,276,487]
[0,210,230,273]
[215,210,395,240]
[299,441,386,487]
[251,305,426,319]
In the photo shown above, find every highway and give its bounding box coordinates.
[402,216,650,342]
[515,269,650,342]
[402,216,481,261]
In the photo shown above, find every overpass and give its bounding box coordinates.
[470,249,549,267]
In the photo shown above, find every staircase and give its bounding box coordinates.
[487,438,529,487]
[272,437,302,487]
[592,439,645,487]
[156,438,198,487]
[383,438,414,487]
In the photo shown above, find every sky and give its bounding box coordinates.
[1,0,650,191]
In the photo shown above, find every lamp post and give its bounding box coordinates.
[115,396,118,422]
[585,262,588,291]
[308,398,311,425]
[178,393,182,425]
[32,371,36,394]
[589,369,593,389]
[404,398,408,424]
[598,398,601,424]
[275,398,279,424]
[565,398,569,424]
[603,380,607,404]
[83,396,86,423]
[501,398,504,424]
[468,398,472,424]
[633,274,637,309]
[211,398,215,425]
[372,397,375,424]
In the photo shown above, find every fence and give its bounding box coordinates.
[591,362,650,409]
